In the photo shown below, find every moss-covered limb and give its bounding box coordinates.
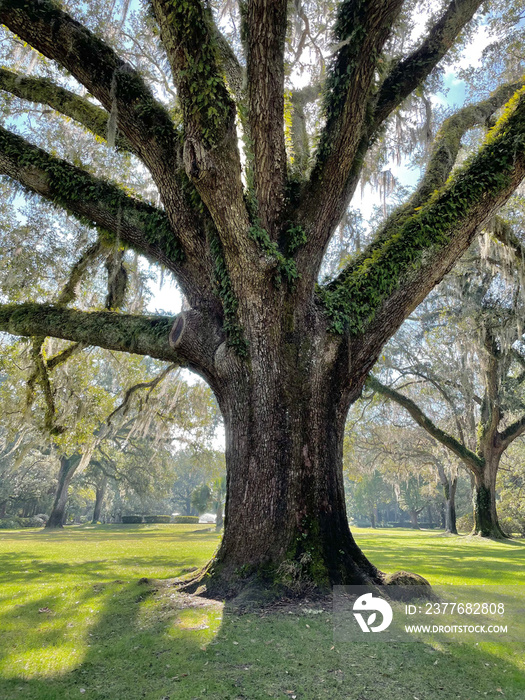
[315,0,403,164]
[293,0,403,274]
[318,87,525,337]
[0,68,133,153]
[415,80,525,204]
[149,0,235,147]
[368,375,484,472]
[324,82,525,300]
[0,126,217,300]
[244,0,288,236]
[0,1,178,171]
[499,414,525,450]
[0,1,216,278]
[373,0,484,129]
[147,1,251,266]
[0,302,182,363]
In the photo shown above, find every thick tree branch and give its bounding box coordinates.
[321,87,525,362]
[149,0,250,258]
[326,81,525,303]
[0,67,133,152]
[0,126,217,305]
[244,0,288,236]
[0,303,181,363]
[413,80,524,205]
[373,0,484,129]
[294,0,404,285]
[368,376,484,472]
[0,302,225,385]
[499,414,525,450]
[0,0,206,268]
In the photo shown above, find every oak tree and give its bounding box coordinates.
[1,0,525,593]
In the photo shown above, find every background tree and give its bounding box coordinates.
[0,0,525,593]
[369,232,525,536]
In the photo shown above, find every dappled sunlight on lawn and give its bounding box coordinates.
[0,525,524,698]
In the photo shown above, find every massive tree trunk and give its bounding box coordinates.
[45,455,79,529]
[200,310,382,596]
[92,476,108,524]
[472,453,507,538]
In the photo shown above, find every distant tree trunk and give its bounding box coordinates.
[445,477,458,535]
[472,454,507,538]
[92,476,108,523]
[436,463,458,534]
[409,510,420,529]
[369,510,376,528]
[0,500,7,518]
[46,455,79,529]
[215,499,223,531]
[426,504,433,527]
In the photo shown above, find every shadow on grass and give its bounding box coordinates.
[0,576,523,700]
[354,532,525,585]
[0,551,205,587]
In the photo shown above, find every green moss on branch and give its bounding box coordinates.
[318,88,525,335]
[0,303,180,363]
[0,126,184,265]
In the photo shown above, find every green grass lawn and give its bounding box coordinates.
[0,524,524,699]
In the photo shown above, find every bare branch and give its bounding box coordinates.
[368,375,483,472]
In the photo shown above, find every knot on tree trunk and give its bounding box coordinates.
[183,138,216,181]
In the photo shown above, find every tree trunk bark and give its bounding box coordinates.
[472,455,507,538]
[45,455,79,529]
[445,477,458,535]
[215,499,223,531]
[200,328,384,597]
[370,511,376,528]
[92,477,108,524]
[409,510,420,529]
